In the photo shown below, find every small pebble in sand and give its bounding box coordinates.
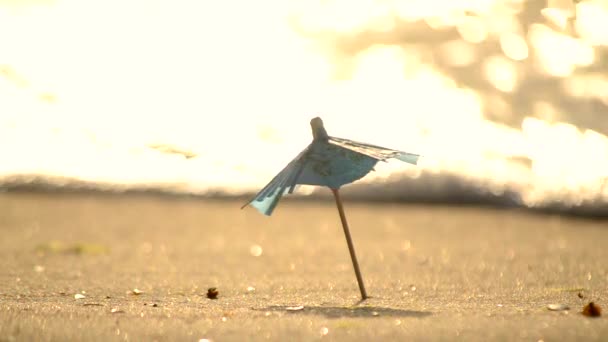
[582,302,602,317]
[249,245,263,257]
[130,288,143,295]
[286,305,304,311]
[207,288,219,299]
[547,304,569,311]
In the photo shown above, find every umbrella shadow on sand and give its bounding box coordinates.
[261,305,432,319]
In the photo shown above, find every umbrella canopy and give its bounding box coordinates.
[243,117,419,215]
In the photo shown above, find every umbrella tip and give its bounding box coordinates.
[311,116,323,123]
[310,117,328,140]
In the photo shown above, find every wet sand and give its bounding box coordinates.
[0,192,607,341]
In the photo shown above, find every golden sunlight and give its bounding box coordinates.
[1,0,607,210]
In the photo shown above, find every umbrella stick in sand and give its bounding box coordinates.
[242,117,420,301]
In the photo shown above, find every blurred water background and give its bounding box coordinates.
[1,0,607,217]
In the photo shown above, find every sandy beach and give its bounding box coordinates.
[0,192,607,341]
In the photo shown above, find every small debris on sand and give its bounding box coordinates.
[83,303,103,306]
[547,304,569,311]
[582,302,602,317]
[207,288,219,300]
[286,305,304,311]
[129,289,143,296]
[36,241,108,255]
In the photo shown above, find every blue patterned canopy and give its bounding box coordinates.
[243,117,419,216]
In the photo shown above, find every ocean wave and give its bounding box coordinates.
[335,172,608,219]
[2,173,607,219]
[0,174,220,197]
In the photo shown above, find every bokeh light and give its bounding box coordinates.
[1,0,607,211]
